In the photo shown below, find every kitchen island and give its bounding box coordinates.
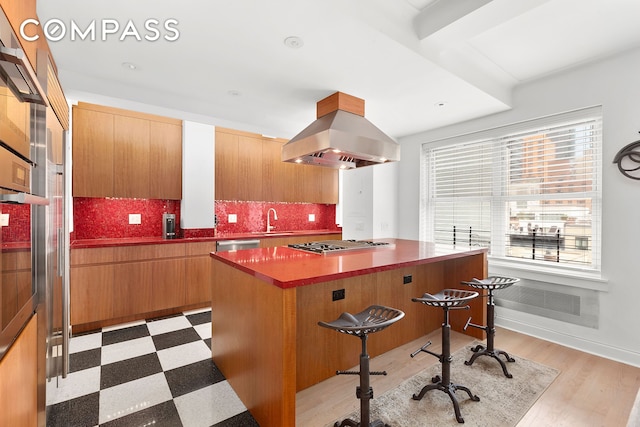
[210,238,487,427]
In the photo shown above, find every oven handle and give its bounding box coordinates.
[0,192,49,205]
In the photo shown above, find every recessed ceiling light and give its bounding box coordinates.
[434,101,447,108]
[227,90,241,96]
[284,36,304,49]
[121,62,137,70]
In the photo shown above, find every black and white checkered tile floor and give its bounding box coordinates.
[46,308,259,427]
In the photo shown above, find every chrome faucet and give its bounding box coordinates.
[266,208,278,232]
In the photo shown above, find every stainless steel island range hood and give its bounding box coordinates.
[282,92,400,169]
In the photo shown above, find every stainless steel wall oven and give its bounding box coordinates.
[0,7,50,363]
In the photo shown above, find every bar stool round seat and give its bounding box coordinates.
[319,305,405,427]
[410,289,480,424]
[462,276,520,378]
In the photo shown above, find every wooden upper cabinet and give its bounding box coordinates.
[237,135,263,201]
[215,130,239,200]
[214,127,338,203]
[47,105,64,166]
[1,0,38,70]
[72,102,182,199]
[114,115,150,198]
[149,121,182,200]
[262,138,286,202]
[72,106,115,197]
[320,167,339,204]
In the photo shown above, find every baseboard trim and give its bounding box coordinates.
[496,312,640,368]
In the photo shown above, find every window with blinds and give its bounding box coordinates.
[421,107,602,271]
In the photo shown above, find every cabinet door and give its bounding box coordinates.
[113,261,153,318]
[320,168,339,204]
[0,314,37,427]
[1,0,39,70]
[215,131,239,200]
[72,107,114,197]
[262,139,286,202]
[185,256,212,305]
[114,115,150,198]
[237,135,263,201]
[149,121,182,200]
[291,163,315,203]
[70,265,115,325]
[151,258,186,311]
[47,105,65,166]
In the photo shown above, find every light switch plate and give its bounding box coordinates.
[308,214,315,222]
[129,214,141,225]
[0,213,9,227]
[228,214,237,223]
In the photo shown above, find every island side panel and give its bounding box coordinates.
[295,253,487,391]
[211,260,296,427]
[295,262,444,391]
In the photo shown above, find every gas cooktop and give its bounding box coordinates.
[287,240,391,254]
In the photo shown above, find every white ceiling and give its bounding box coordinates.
[37,0,640,140]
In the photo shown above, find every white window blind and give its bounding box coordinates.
[422,107,602,272]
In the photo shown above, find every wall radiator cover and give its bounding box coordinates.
[495,279,599,329]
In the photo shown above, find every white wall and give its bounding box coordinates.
[397,47,640,367]
[341,167,373,240]
[181,121,215,229]
[341,161,398,239]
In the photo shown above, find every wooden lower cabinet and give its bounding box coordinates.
[113,262,153,318]
[152,258,186,311]
[185,242,217,305]
[70,237,340,330]
[70,264,115,325]
[71,243,210,330]
[0,313,37,427]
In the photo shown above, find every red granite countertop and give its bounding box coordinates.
[210,238,487,289]
[1,242,30,252]
[70,229,341,249]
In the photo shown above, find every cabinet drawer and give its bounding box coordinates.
[70,248,115,266]
[186,241,217,256]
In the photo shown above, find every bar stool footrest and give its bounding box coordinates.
[464,346,516,378]
[412,381,480,424]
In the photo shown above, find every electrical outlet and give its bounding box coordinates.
[308,213,315,222]
[129,214,141,225]
[403,275,412,284]
[228,214,237,223]
[332,289,345,301]
[0,213,9,227]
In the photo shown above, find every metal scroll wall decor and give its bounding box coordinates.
[613,137,640,180]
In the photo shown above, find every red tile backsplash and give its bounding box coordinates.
[1,204,31,243]
[214,201,339,235]
[73,198,181,239]
[72,198,339,240]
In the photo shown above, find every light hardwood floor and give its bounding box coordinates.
[296,327,640,427]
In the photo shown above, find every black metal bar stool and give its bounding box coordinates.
[462,276,520,378]
[318,305,405,427]
[410,289,480,424]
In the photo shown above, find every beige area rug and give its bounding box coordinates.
[329,343,559,427]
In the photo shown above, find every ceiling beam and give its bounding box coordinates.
[414,0,493,40]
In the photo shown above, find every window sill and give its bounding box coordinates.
[487,257,608,292]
